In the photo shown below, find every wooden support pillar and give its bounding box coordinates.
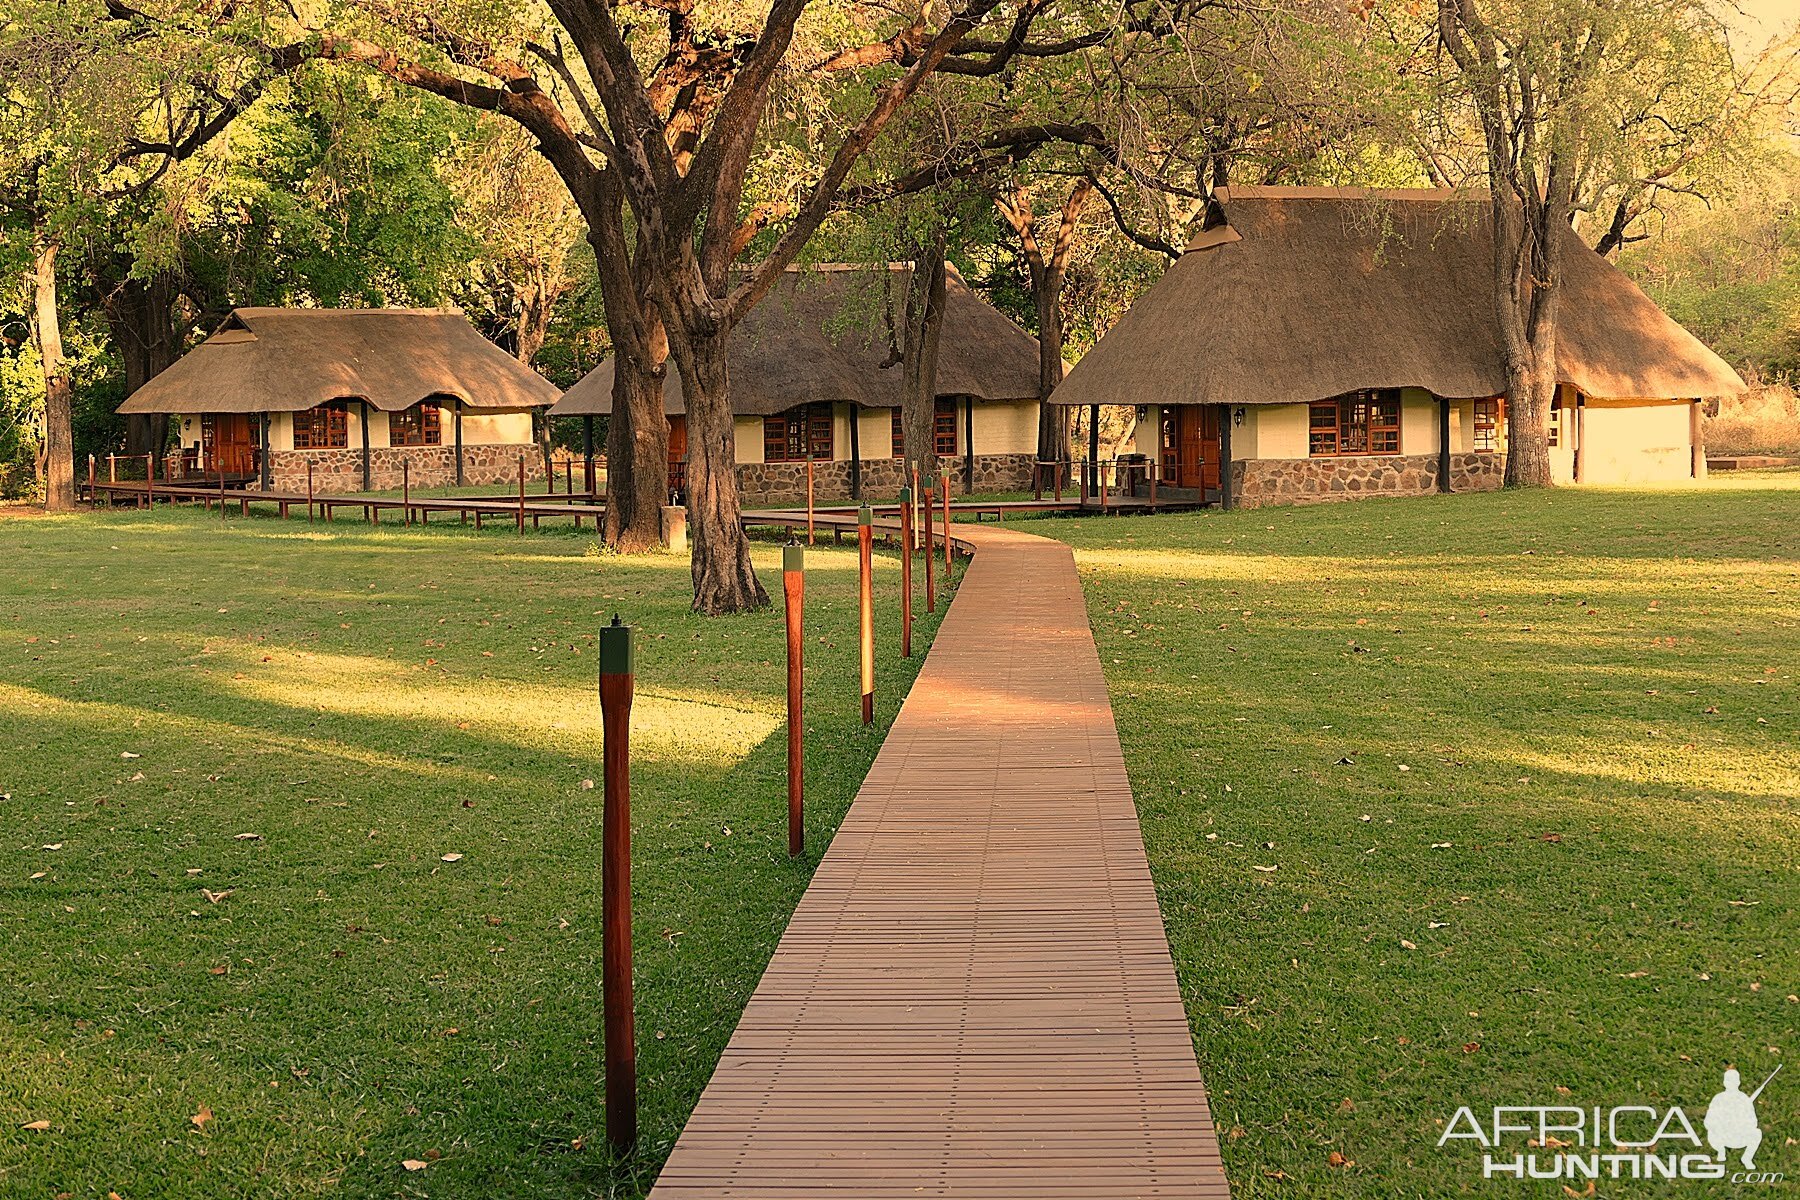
[1438,396,1453,493]
[455,400,466,486]
[899,486,914,659]
[359,400,372,491]
[1218,405,1235,511]
[259,412,272,490]
[1087,404,1100,500]
[1575,397,1587,483]
[1690,399,1705,479]
[848,407,862,500]
[582,414,596,494]
[963,398,975,493]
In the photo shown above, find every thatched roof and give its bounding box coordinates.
[118,308,560,414]
[1050,187,1745,408]
[550,264,1040,417]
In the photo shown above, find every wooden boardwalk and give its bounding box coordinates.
[651,523,1229,1198]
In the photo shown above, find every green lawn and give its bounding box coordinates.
[0,504,953,1198]
[1049,473,1798,1197]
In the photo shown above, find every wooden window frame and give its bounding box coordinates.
[390,401,442,447]
[933,400,958,458]
[292,402,350,450]
[891,408,904,458]
[1308,390,1402,457]
[1472,398,1500,453]
[1547,394,1562,448]
[763,403,833,463]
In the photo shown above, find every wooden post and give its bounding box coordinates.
[1087,404,1100,501]
[858,506,874,726]
[1099,458,1108,510]
[259,412,271,490]
[583,414,596,494]
[597,616,637,1154]
[144,454,155,508]
[848,411,863,500]
[1438,396,1454,493]
[1054,459,1063,503]
[402,458,411,526]
[219,461,227,520]
[805,457,815,546]
[1149,460,1158,508]
[783,544,805,857]
[454,400,466,487]
[899,486,914,659]
[1690,399,1705,479]
[1219,405,1235,511]
[565,457,573,495]
[910,465,921,553]
[940,469,952,577]
[923,485,936,613]
[108,454,117,484]
[1033,460,1043,501]
[964,398,975,493]
[307,460,315,524]
[517,455,526,534]
[86,454,95,502]
[1574,397,1587,483]
[359,400,372,492]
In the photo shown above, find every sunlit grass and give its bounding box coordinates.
[1050,473,1799,1198]
[0,504,955,1199]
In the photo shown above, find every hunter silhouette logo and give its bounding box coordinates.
[1438,1062,1785,1184]
[1707,1065,1778,1170]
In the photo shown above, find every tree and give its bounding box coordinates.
[1431,0,1780,487]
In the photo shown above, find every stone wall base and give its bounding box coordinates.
[263,445,544,493]
[1231,452,1505,509]
[735,453,1035,505]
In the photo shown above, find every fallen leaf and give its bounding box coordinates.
[402,1159,429,1171]
[20,1120,50,1131]
[233,833,261,841]
[191,1106,213,1131]
[1462,1042,1481,1054]
[441,853,464,863]
[29,872,45,881]
[42,843,62,851]
[1251,864,1278,873]
[1622,970,1650,978]
[1400,939,1419,950]
[1327,1150,1355,1167]
[201,889,234,904]
[120,751,139,760]
[1337,1097,1356,1113]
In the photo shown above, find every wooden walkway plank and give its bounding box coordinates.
[649,523,1229,1198]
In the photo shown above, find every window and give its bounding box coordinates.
[1472,399,1500,453]
[292,403,350,450]
[1547,394,1562,447]
[889,401,960,458]
[935,400,958,458]
[390,402,442,447]
[763,403,833,463]
[1309,390,1402,457]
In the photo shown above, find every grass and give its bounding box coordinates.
[1047,473,1799,1197]
[0,502,954,1198]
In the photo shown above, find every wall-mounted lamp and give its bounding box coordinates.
[1135,405,1149,419]
[1232,406,1246,427]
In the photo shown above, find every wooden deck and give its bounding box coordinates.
[650,521,1228,1198]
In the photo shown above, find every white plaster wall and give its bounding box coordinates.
[1580,400,1693,483]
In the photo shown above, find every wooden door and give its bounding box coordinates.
[207,414,257,476]
[1162,407,1222,490]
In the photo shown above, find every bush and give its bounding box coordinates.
[1704,375,1800,456]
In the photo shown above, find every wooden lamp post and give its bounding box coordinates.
[898,486,913,659]
[858,506,874,726]
[784,545,805,855]
[598,615,637,1154]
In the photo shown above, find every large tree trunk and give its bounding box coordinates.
[31,236,77,512]
[901,237,948,483]
[1489,195,1562,489]
[669,320,767,615]
[602,342,671,554]
[101,270,180,458]
[516,267,553,367]
[1033,265,1071,464]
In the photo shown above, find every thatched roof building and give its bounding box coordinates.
[119,308,560,414]
[1051,187,1745,411]
[550,264,1040,417]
